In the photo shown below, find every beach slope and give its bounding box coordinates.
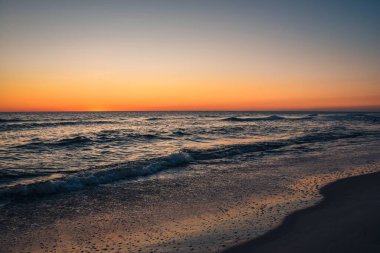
[224,172,380,253]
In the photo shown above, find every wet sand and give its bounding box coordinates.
[224,172,380,253]
[1,143,380,253]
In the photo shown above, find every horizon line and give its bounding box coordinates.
[1,108,380,113]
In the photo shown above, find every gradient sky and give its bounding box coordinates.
[1,0,379,111]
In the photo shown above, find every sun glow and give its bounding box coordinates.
[0,1,379,111]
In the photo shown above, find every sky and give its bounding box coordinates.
[0,0,379,111]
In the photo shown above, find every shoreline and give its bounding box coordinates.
[224,171,380,253]
[1,149,380,252]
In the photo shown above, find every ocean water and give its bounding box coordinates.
[1,111,379,202]
[2,111,380,252]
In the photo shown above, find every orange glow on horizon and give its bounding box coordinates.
[1,70,379,112]
[1,1,379,112]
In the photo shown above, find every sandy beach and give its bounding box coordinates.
[225,172,380,253]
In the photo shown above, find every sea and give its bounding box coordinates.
[1,111,379,202]
[1,111,380,252]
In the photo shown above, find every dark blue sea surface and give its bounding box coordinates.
[0,111,379,200]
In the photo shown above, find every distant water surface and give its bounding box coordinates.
[0,111,379,201]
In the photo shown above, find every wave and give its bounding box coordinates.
[0,130,368,201]
[0,118,28,123]
[198,114,221,118]
[54,136,92,146]
[16,136,93,149]
[146,117,163,121]
[15,131,171,150]
[0,120,114,132]
[127,133,170,140]
[0,153,192,200]
[171,130,191,136]
[317,113,380,123]
[222,115,283,122]
[186,131,364,160]
[222,115,312,122]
